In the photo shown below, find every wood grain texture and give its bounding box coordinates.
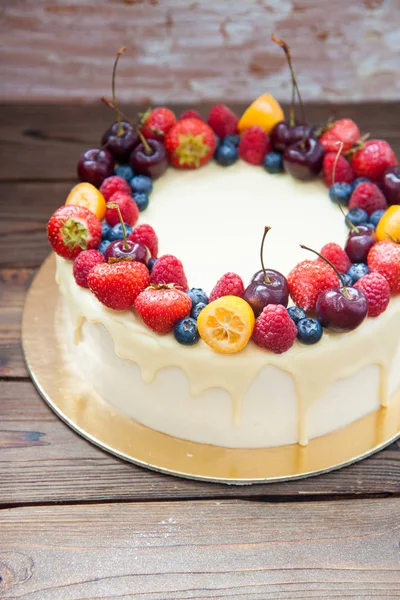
[1,0,400,103]
[1,498,400,599]
[1,380,400,505]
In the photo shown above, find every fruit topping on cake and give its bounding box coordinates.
[367,240,400,294]
[140,107,177,142]
[128,224,159,259]
[209,273,245,303]
[150,255,189,290]
[319,119,360,154]
[88,261,149,311]
[134,285,192,334]
[165,118,216,169]
[48,205,102,260]
[350,139,397,182]
[208,104,239,139]
[238,126,270,166]
[252,304,297,354]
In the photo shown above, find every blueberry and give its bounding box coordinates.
[369,209,386,228]
[329,182,353,206]
[98,239,111,255]
[352,177,371,190]
[288,306,306,324]
[191,302,207,320]
[108,223,133,241]
[174,317,200,345]
[347,263,370,282]
[264,151,283,174]
[101,221,111,240]
[346,207,369,228]
[115,165,134,181]
[297,318,323,345]
[340,272,354,286]
[133,192,149,212]
[214,142,238,166]
[129,174,153,195]
[224,134,240,147]
[186,288,209,308]
[148,258,158,272]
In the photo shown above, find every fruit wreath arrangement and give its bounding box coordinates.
[47,38,400,355]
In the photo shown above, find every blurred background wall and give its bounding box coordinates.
[1,0,399,104]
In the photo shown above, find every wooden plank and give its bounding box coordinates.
[1,380,399,504]
[1,498,399,598]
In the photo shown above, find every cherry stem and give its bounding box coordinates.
[260,226,272,284]
[102,96,153,156]
[300,244,349,298]
[106,202,129,251]
[272,34,305,126]
[111,47,126,136]
[331,141,360,234]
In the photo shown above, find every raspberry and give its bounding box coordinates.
[348,182,387,216]
[209,273,245,303]
[179,109,203,121]
[320,119,360,153]
[105,191,139,227]
[351,139,397,182]
[150,255,188,290]
[73,249,104,288]
[141,107,176,141]
[322,152,354,186]
[128,224,158,258]
[252,305,297,354]
[208,104,239,139]
[288,260,339,312]
[367,240,400,294]
[319,243,351,273]
[354,272,391,317]
[239,126,270,166]
[99,176,131,201]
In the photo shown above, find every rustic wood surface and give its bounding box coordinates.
[0,102,399,598]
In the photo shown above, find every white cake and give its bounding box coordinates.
[55,161,400,448]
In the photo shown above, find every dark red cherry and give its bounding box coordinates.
[77,148,115,188]
[380,165,400,206]
[270,120,315,152]
[130,139,168,180]
[283,137,324,180]
[105,240,150,265]
[243,269,289,317]
[101,121,139,163]
[316,287,368,332]
[345,225,376,263]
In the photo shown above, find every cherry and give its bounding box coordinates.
[270,120,314,152]
[101,121,139,163]
[345,225,376,263]
[380,165,400,206]
[130,138,168,180]
[104,201,149,265]
[77,148,115,188]
[283,137,324,180]
[243,226,289,316]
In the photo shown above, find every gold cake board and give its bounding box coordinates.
[22,254,400,485]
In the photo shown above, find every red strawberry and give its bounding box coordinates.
[73,249,104,288]
[179,109,203,121]
[252,305,297,354]
[141,107,176,141]
[165,118,216,169]
[351,140,397,182]
[239,126,270,166]
[209,273,245,302]
[99,175,131,201]
[320,119,360,153]
[348,182,387,216]
[134,286,192,334]
[367,240,400,294]
[319,243,351,273]
[207,104,239,139]
[128,224,158,258]
[150,254,188,289]
[105,191,139,227]
[47,205,102,260]
[354,272,391,317]
[88,261,149,311]
[322,152,354,186]
[288,260,339,311]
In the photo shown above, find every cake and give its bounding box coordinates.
[47,44,400,451]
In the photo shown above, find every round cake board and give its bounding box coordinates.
[22,254,400,485]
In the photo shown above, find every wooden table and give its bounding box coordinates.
[1,103,399,599]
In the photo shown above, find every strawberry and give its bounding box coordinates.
[179,109,203,121]
[165,118,216,169]
[73,249,104,288]
[319,119,360,153]
[351,140,397,182]
[348,182,387,216]
[207,104,239,139]
[319,243,351,273]
[209,273,245,302]
[99,175,131,201]
[88,261,149,311]
[367,240,400,294]
[288,260,339,311]
[105,191,139,227]
[238,126,270,166]
[354,272,391,317]
[47,205,102,260]
[141,107,176,141]
[252,305,297,354]
[150,254,188,289]
[322,152,354,187]
[128,224,158,258]
[134,285,192,334]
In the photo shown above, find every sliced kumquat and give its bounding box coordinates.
[65,182,107,220]
[238,93,284,135]
[376,205,400,243]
